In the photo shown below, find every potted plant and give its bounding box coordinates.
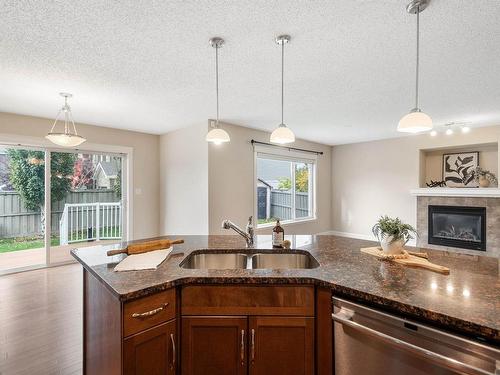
[372,215,417,255]
[468,167,498,188]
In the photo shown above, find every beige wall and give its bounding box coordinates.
[331,125,500,239]
[0,112,160,240]
[208,122,332,235]
[159,124,209,235]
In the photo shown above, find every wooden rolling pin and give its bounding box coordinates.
[107,239,184,256]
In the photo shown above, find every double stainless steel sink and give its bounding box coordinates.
[180,250,319,270]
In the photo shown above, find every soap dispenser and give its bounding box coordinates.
[272,219,284,248]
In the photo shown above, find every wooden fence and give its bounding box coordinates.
[270,191,309,220]
[0,190,119,238]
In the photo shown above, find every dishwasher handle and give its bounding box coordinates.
[332,308,499,375]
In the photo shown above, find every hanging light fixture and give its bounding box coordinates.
[206,37,230,144]
[46,93,86,147]
[270,35,295,144]
[398,0,433,133]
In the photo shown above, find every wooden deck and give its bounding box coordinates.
[0,240,118,272]
[0,264,83,375]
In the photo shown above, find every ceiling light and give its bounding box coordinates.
[46,93,86,147]
[446,128,453,135]
[206,37,230,144]
[430,130,437,136]
[398,0,433,133]
[461,126,470,133]
[270,35,295,144]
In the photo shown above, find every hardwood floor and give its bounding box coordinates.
[0,264,83,375]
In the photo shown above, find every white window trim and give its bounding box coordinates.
[253,144,317,228]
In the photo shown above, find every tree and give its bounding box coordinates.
[114,169,122,199]
[277,166,309,192]
[277,177,291,190]
[7,149,75,235]
[295,166,309,192]
[71,154,94,189]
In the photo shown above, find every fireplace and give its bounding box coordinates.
[428,205,486,251]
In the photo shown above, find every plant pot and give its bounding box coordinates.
[379,235,405,255]
[478,177,490,188]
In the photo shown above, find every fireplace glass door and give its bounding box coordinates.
[428,205,486,251]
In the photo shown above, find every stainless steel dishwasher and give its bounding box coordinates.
[332,298,500,375]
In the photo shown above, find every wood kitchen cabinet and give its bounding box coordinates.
[248,316,314,375]
[83,272,328,375]
[180,286,316,375]
[124,319,177,375]
[181,315,314,375]
[181,316,247,375]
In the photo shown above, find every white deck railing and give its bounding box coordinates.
[59,202,122,245]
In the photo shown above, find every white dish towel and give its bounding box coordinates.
[114,247,173,272]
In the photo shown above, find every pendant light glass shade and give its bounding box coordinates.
[398,0,432,133]
[46,93,86,147]
[46,133,86,147]
[206,37,230,144]
[397,109,432,133]
[270,124,295,144]
[270,35,295,144]
[206,121,230,145]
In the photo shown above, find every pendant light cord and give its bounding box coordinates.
[281,40,284,125]
[415,5,420,110]
[215,43,220,126]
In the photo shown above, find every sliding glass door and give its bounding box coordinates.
[0,145,127,273]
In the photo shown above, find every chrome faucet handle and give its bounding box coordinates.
[246,216,255,247]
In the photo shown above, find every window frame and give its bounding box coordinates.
[254,145,317,229]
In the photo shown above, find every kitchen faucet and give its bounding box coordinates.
[222,216,254,247]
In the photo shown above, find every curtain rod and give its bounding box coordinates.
[250,139,323,155]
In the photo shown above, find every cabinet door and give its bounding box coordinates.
[124,319,177,375]
[249,316,314,375]
[182,316,247,375]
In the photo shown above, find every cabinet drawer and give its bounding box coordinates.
[124,289,176,337]
[181,285,314,316]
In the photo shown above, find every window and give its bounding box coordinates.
[255,148,316,227]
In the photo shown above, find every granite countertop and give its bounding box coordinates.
[71,234,500,344]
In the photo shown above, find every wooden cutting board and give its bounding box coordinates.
[361,247,450,275]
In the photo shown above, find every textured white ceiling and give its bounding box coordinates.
[0,1,499,145]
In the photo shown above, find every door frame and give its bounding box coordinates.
[0,132,133,275]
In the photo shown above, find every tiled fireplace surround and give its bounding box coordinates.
[417,196,500,257]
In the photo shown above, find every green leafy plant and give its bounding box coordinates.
[467,167,497,184]
[372,215,417,244]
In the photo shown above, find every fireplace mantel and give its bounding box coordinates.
[410,188,500,198]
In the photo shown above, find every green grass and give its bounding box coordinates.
[0,236,60,253]
[0,226,121,253]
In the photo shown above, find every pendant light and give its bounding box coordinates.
[46,93,86,147]
[397,0,433,133]
[270,35,295,144]
[206,37,230,144]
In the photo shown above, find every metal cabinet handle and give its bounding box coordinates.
[170,333,176,370]
[251,329,255,363]
[332,308,495,375]
[131,303,168,318]
[240,330,245,365]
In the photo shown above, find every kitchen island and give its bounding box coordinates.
[72,234,500,374]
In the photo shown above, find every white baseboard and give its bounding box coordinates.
[318,230,417,247]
